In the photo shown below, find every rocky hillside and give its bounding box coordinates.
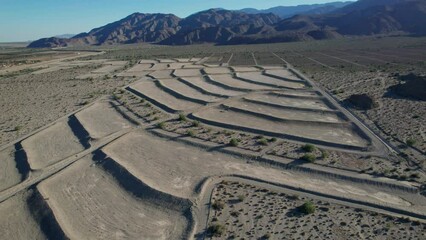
[28,0,426,48]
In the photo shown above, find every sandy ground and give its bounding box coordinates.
[207,181,426,239]
[237,72,306,89]
[0,49,424,239]
[102,130,421,210]
[21,120,85,170]
[129,81,202,112]
[193,106,368,148]
[75,100,134,139]
[0,191,45,240]
[178,76,244,97]
[159,79,224,103]
[38,156,189,240]
[0,63,134,146]
[0,146,22,191]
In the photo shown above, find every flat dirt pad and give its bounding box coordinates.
[203,67,232,75]
[237,72,306,89]
[21,121,84,170]
[38,157,188,240]
[159,79,223,103]
[227,100,343,123]
[0,192,45,240]
[209,74,275,91]
[179,76,244,97]
[0,146,22,191]
[103,130,415,209]
[265,69,303,81]
[173,69,201,77]
[194,106,368,148]
[148,70,173,79]
[75,101,132,139]
[247,93,332,110]
[129,81,202,112]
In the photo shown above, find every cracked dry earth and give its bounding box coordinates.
[0,55,425,240]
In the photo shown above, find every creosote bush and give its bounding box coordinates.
[157,122,166,129]
[301,154,316,163]
[258,137,268,146]
[187,130,195,137]
[212,200,225,210]
[229,138,239,147]
[302,144,316,152]
[178,113,187,121]
[299,201,316,214]
[406,139,416,147]
[207,224,226,237]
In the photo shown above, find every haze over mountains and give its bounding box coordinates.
[28,0,426,48]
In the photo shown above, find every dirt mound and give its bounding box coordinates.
[389,73,426,101]
[345,94,378,110]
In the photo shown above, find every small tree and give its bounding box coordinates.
[212,200,225,210]
[302,144,315,152]
[299,201,316,214]
[301,154,316,163]
[229,138,239,147]
[178,113,187,121]
[207,224,226,237]
[406,139,416,147]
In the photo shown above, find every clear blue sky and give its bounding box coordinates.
[0,0,339,42]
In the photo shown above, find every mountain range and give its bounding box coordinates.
[28,0,426,48]
[239,1,353,18]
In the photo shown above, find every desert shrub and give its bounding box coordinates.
[258,137,268,146]
[207,224,226,237]
[229,138,239,147]
[406,139,416,147]
[269,137,277,142]
[187,130,195,137]
[320,150,329,159]
[302,144,315,152]
[299,201,316,214]
[157,122,166,129]
[212,200,225,210]
[301,154,316,163]
[192,120,200,127]
[14,126,22,132]
[237,195,245,202]
[178,113,187,121]
[262,233,272,239]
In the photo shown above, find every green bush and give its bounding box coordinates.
[178,113,187,121]
[237,195,245,202]
[157,122,166,129]
[229,138,239,147]
[301,154,316,163]
[192,120,200,127]
[212,200,225,210]
[320,150,329,159]
[302,144,315,152]
[406,139,416,147]
[207,224,226,237]
[187,130,195,137]
[258,137,268,146]
[299,201,316,214]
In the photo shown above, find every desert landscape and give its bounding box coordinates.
[0,36,425,239]
[0,0,426,238]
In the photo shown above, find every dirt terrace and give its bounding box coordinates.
[0,54,425,240]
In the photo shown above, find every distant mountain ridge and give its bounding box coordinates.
[239,1,353,18]
[28,0,426,48]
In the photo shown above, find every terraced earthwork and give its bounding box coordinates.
[1,56,425,240]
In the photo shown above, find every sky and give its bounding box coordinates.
[0,0,339,42]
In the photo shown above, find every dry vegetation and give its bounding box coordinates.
[207,181,426,239]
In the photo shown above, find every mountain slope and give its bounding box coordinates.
[239,2,353,18]
[28,0,426,48]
